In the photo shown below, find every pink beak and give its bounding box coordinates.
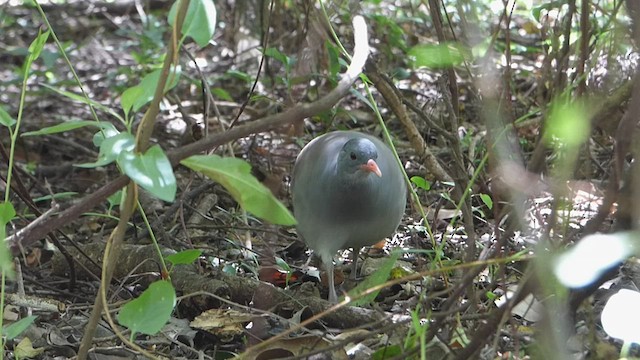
[361,159,382,177]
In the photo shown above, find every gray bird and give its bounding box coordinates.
[292,131,407,302]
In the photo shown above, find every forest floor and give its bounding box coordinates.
[0,1,636,359]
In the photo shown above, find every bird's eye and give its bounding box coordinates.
[350,152,357,160]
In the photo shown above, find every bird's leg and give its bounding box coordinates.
[323,254,338,303]
[350,247,362,280]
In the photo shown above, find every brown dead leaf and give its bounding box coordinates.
[190,309,254,341]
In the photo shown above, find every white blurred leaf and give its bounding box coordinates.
[554,233,636,288]
[601,289,640,344]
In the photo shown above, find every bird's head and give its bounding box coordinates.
[337,138,382,178]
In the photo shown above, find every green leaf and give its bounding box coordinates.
[372,344,402,360]
[0,202,17,223]
[222,263,238,275]
[275,257,291,273]
[76,132,135,168]
[479,193,493,209]
[118,145,177,202]
[410,176,431,190]
[348,250,400,306]
[409,42,468,69]
[3,316,37,340]
[92,122,120,147]
[23,28,50,76]
[121,85,144,120]
[326,40,341,79]
[107,190,123,209]
[117,280,176,336]
[181,155,296,225]
[22,120,113,137]
[226,70,251,83]
[544,101,590,149]
[27,29,49,59]
[40,84,126,124]
[0,202,16,278]
[165,249,203,265]
[121,66,182,114]
[0,106,16,128]
[211,87,233,101]
[265,47,291,69]
[169,0,217,47]
[33,192,78,203]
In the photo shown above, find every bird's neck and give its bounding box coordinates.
[336,170,374,190]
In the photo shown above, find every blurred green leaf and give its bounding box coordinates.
[226,70,251,83]
[326,40,341,80]
[0,106,16,128]
[265,47,292,70]
[22,120,114,137]
[544,101,590,149]
[409,42,468,69]
[348,251,400,306]
[40,84,125,124]
[121,66,182,115]
[23,28,50,76]
[76,132,135,168]
[169,0,217,47]
[117,280,176,336]
[121,85,144,119]
[0,202,16,278]
[181,155,296,225]
[3,316,37,340]
[118,145,177,202]
[222,263,238,275]
[480,193,493,209]
[0,202,16,223]
[33,192,78,202]
[211,87,233,101]
[275,257,291,273]
[372,344,402,359]
[166,249,203,265]
[410,176,431,191]
[107,190,123,210]
[92,122,120,147]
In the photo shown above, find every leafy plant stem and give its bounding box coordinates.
[0,271,5,360]
[407,305,428,358]
[319,1,350,62]
[135,14,183,151]
[98,185,158,359]
[77,0,191,357]
[4,26,35,203]
[0,25,51,357]
[32,2,107,126]
[137,200,169,276]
